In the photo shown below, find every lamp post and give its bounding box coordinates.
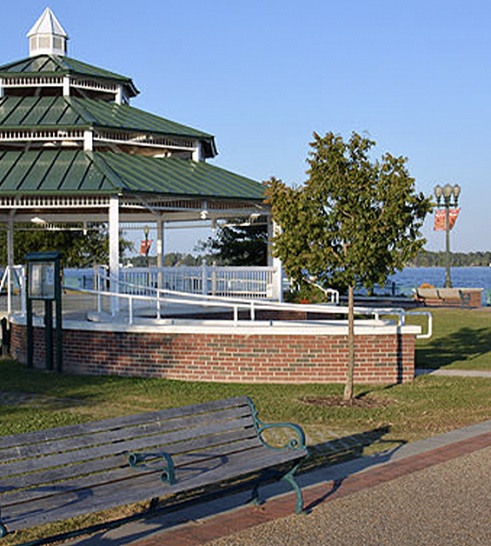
[433,183,461,288]
[143,225,150,268]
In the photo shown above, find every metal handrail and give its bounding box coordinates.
[64,283,432,339]
[1,265,25,315]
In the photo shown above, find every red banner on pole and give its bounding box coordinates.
[433,208,460,231]
[433,209,445,231]
[448,208,460,230]
[140,239,152,255]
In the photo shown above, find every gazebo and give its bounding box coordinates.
[0,8,277,306]
[1,9,427,388]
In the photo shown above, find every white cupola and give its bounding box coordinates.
[27,7,68,57]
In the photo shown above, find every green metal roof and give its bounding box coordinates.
[100,153,264,200]
[0,96,84,127]
[73,97,214,139]
[0,96,216,154]
[0,54,138,96]
[0,150,265,201]
[0,150,111,193]
[0,54,132,82]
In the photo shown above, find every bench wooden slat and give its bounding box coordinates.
[1,414,256,477]
[3,444,305,531]
[0,396,251,450]
[0,404,252,463]
[2,437,265,508]
[1,430,262,497]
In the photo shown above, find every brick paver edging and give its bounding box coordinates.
[131,430,491,546]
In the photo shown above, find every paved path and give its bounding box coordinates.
[67,420,491,546]
[416,368,491,378]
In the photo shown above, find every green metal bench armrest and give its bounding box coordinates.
[126,450,176,485]
[247,397,306,451]
[459,290,471,305]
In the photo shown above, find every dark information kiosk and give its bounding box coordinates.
[25,252,63,372]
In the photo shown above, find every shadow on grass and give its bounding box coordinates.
[0,358,141,402]
[302,424,405,473]
[416,326,491,370]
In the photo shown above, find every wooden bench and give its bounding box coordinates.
[413,287,471,307]
[0,396,308,540]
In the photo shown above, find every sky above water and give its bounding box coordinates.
[2,0,490,253]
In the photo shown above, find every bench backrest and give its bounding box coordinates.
[0,396,260,493]
[416,287,465,298]
[436,288,462,299]
[415,287,440,299]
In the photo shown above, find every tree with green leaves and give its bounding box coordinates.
[266,131,432,400]
[198,217,268,266]
[0,225,132,268]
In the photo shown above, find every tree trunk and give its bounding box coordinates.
[343,284,355,401]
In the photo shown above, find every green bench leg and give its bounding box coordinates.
[281,464,304,514]
[249,466,304,514]
[249,483,262,506]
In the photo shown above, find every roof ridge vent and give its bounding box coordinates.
[27,7,68,57]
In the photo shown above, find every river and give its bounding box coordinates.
[385,266,491,302]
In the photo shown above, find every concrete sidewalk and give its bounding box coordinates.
[67,419,491,546]
[415,368,491,378]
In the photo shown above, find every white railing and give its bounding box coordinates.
[3,265,431,339]
[2,76,63,87]
[114,265,280,300]
[63,283,433,340]
[0,266,25,315]
[94,130,196,151]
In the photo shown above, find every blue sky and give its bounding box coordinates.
[1,1,490,253]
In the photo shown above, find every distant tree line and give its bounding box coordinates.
[129,252,206,267]
[409,250,491,267]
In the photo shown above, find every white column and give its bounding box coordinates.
[267,214,274,267]
[0,79,4,98]
[192,141,203,162]
[156,219,164,291]
[7,212,15,314]
[116,85,123,105]
[63,76,70,96]
[268,217,284,302]
[109,196,120,314]
[7,212,14,270]
[83,130,93,151]
[156,219,165,268]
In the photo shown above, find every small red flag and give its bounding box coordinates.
[140,239,152,255]
[433,209,445,231]
[433,208,460,231]
[448,208,460,230]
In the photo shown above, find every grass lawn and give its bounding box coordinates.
[413,307,491,370]
[1,307,490,445]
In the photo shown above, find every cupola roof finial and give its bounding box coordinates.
[27,7,68,57]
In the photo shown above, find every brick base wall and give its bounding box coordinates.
[10,322,415,384]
